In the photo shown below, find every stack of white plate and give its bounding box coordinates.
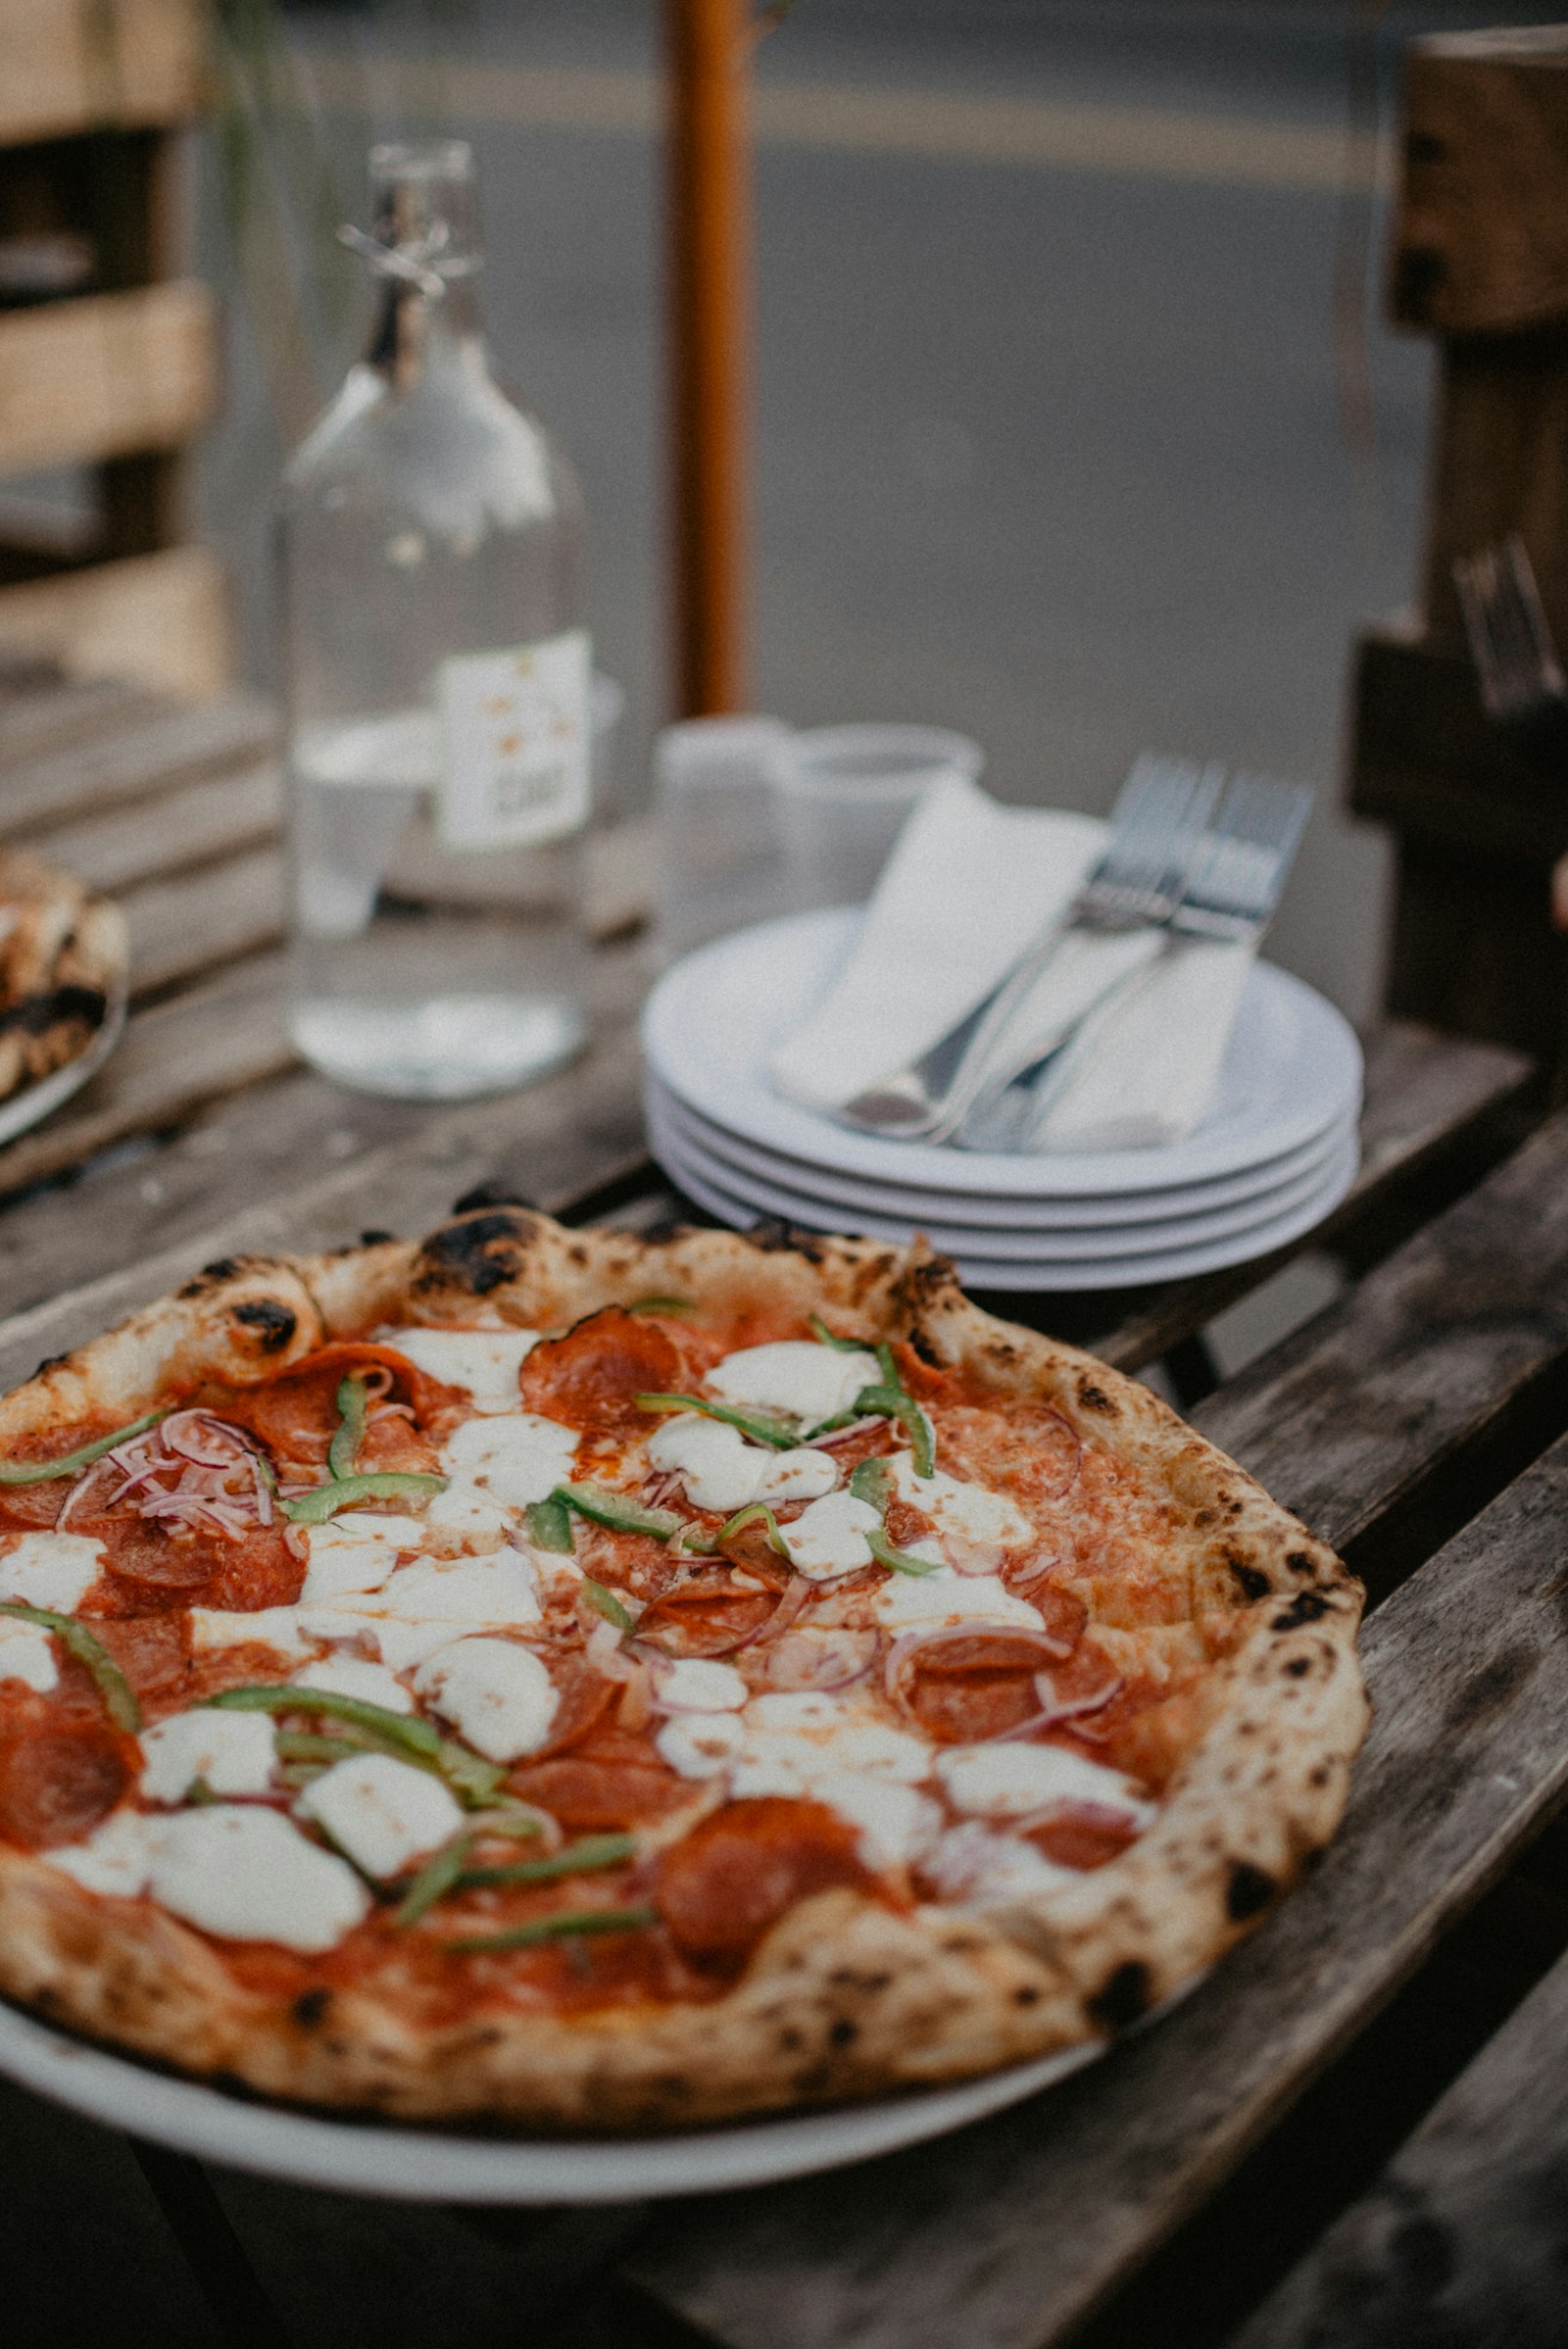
[641,909,1363,1293]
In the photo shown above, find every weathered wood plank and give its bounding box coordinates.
[0,692,274,837]
[1234,1946,1568,2349]
[35,763,281,898]
[0,283,219,479]
[122,848,286,998]
[0,954,293,1206]
[0,0,207,144]
[0,548,234,707]
[1191,1104,1568,1561]
[1095,1022,1533,1373]
[623,1432,1568,2349]
[0,970,654,1387]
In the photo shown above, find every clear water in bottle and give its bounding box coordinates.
[279,140,591,1100]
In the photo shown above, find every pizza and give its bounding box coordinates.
[0,848,125,1104]
[0,1204,1367,2130]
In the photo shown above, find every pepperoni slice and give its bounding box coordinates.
[75,1516,224,1598]
[520,1308,680,1438]
[900,1632,1058,1744]
[88,1614,189,1701]
[0,1727,129,1850]
[0,1476,77,1531]
[1003,1575,1089,1654]
[524,1665,618,1762]
[507,1756,688,1830]
[1024,1802,1142,1873]
[220,1343,464,1470]
[634,1577,777,1657]
[941,1402,1083,1510]
[655,1796,874,1968]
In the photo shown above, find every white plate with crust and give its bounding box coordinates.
[643,910,1362,1201]
[0,978,126,1150]
[0,1992,1104,2202]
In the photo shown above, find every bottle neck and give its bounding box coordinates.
[367,273,486,393]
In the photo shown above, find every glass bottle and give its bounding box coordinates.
[279,139,590,1100]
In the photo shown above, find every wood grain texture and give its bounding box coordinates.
[1192,1104,1568,1557]
[623,1430,1568,2349]
[1086,1022,1530,1373]
[1234,1943,1568,2349]
[34,760,280,895]
[0,549,235,703]
[0,0,207,145]
[0,282,218,477]
[1392,31,1568,336]
[0,688,272,834]
[121,846,285,997]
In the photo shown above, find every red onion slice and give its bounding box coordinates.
[883,1620,1079,1710]
[982,1668,1124,1745]
[758,1627,878,1692]
[811,1416,889,1450]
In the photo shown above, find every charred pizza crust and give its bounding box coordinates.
[0,1207,1368,2129]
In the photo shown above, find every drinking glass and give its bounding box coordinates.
[771,724,985,911]
[654,715,793,955]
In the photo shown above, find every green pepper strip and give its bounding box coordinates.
[204,1685,441,1758]
[280,1470,446,1526]
[438,1742,507,1808]
[555,1481,683,1541]
[447,1904,660,1956]
[633,1393,799,1450]
[0,1600,141,1731]
[581,1578,635,1633]
[0,1408,169,1488]
[847,1457,940,1576]
[626,1296,696,1316]
[711,1500,792,1559]
[868,1527,942,1578]
[326,1375,368,1482]
[808,1313,870,1355]
[395,1831,474,1928]
[525,1493,575,1553]
[458,1832,634,1891]
[851,1384,935,1479]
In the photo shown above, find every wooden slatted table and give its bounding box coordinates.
[0,664,1562,2349]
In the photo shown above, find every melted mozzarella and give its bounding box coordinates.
[45,1808,164,1897]
[934,1742,1153,1822]
[872,1566,1044,1634]
[423,1486,512,1540]
[656,1710,747,1778]
[151,1806,370,1948]
[0,1531,105,1612]
[413,1637,559,1761]
[139,1710,276,1804]
[380,1326,541,1413]
[188,1604,315,1660]
[654,1657,749,1712]
[294,1655,415,1714]
[300,1513,428,1602]
[301,1549,543,1670]
[888,1457,1032,1568]
[922,1820,1080,1903]
[646,1415,838,1515]
[779,1491,880,1580]
[812,1774,943,1871]
[706,1341,880,1427]
[298,1752,463,1879]
[0,1615,57,1692]
[439,1412,578,1508]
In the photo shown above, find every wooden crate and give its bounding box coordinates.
[1347,29,1568,1097]
[0,0,226,699]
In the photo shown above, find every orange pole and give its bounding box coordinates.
[666,0,750,715]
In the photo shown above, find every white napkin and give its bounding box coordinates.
[768,775,1255,1153]
[767,777,1103,1114]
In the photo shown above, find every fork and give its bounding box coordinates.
[1452,535,1568,770]
[955,770,1314,1152]
[835,755,1224,1144]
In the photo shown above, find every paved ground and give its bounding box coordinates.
[200,0,1566,1028]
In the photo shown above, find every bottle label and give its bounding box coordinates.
[437,629,592,852]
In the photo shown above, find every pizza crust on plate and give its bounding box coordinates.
[0,1207,1367,2130]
